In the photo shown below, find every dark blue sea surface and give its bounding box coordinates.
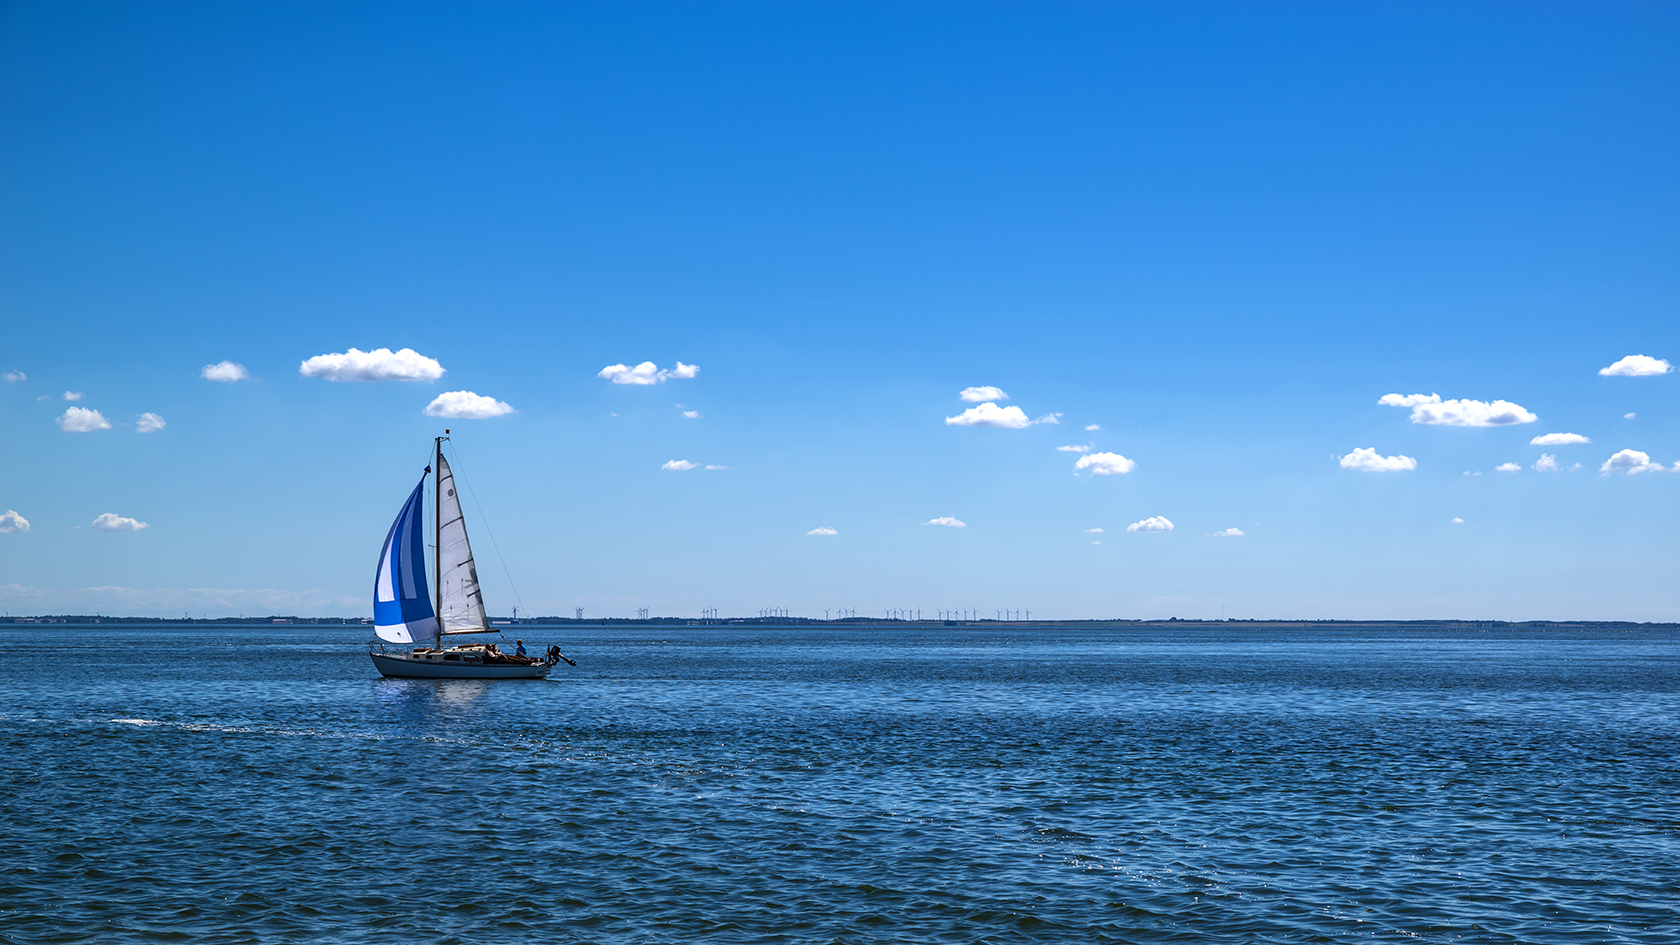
[1,624,1676,943]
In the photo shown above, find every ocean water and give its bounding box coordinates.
[1,624,1676,944]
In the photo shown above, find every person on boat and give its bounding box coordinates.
[515,640,526,659]
[483,643,502,663]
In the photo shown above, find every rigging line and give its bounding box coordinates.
[444,440,528,622]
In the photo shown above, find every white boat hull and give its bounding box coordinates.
[370,651,554,679]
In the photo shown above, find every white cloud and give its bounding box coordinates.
[1340,447,1417,472]
[201,360,250,382]
[1082,527,1103,533]
[598,361,699,385]
[705,464,729,470]
[136,412,166,433]
[1534,453,1559,472]
[1084,423,1101,431]
[946,402,1031,428]
[300,347,444,382]
[1599,355,1672,377]
[63,390,84,401]
[1378,392,1440,407]
[1091,540,1101,545]
[959,386,1008,402]
[806,526,837,536]
[57,406,111,433]
[1530,432,1590,446]
[1384,395,1538,426]
[2,371,24,382]
[424,390,515,419]
[1379,391,1540,426]
[1033,413,1063,425]
[1074,451,1136,476]
[1600,449,1665,475]
[1451,517,1464,524]
[1625,413,1637,420]
[0,510,28,533]
[1207,527,1244,537]
[924,516,966,527]
[1056,444,1092,453]
[1494,462,1521,473]
[1126,516,1174,533]
[662,460,698,471]
[92,512,148,532]
[682,410,702,419]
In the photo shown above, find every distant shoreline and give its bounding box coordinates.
[7,615,1678,631]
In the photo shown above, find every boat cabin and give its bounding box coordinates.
[404,643,531,665]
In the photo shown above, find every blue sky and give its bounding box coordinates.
[2,1,1676,620]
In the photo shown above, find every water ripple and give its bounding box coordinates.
[0,625,1675,942]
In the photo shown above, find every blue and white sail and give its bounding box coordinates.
[373,475,438,644]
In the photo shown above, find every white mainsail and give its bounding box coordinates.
[435,454,489,634]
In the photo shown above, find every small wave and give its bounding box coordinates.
[106,717,393,741]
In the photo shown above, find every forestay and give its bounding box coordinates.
[436,454,489,633]
[373,476,438,643]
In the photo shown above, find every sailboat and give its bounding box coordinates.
[367,435,568,679]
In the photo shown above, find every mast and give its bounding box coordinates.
[433,434,443,649]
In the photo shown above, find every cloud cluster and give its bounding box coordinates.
[1494,462,1521,473]
[424,390,515,419]
[1074,452,1136,476]
[1340,447,1417,472]
[599,361,699,385]
[137,412,167,433]
[1127,516,1174,533]
[57,407,111,433]
[0,510,28,533]
[1380,393,1537,426]
[300,347,444,382]
[92,512,148,532]
[1600,449,1665,475]
[1530,432,1589,446]
[63,390,84,401]
[924,516,966,528]
[806,526,837,536]
[662,459,698,471]
[1056,444,1091,453]
[1534,454,1559,472]
[201,360,250,382]
[1599,355,1672,377]
[946,383,1061,428]
[2,371,23,383]
[946,402,1032,428]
